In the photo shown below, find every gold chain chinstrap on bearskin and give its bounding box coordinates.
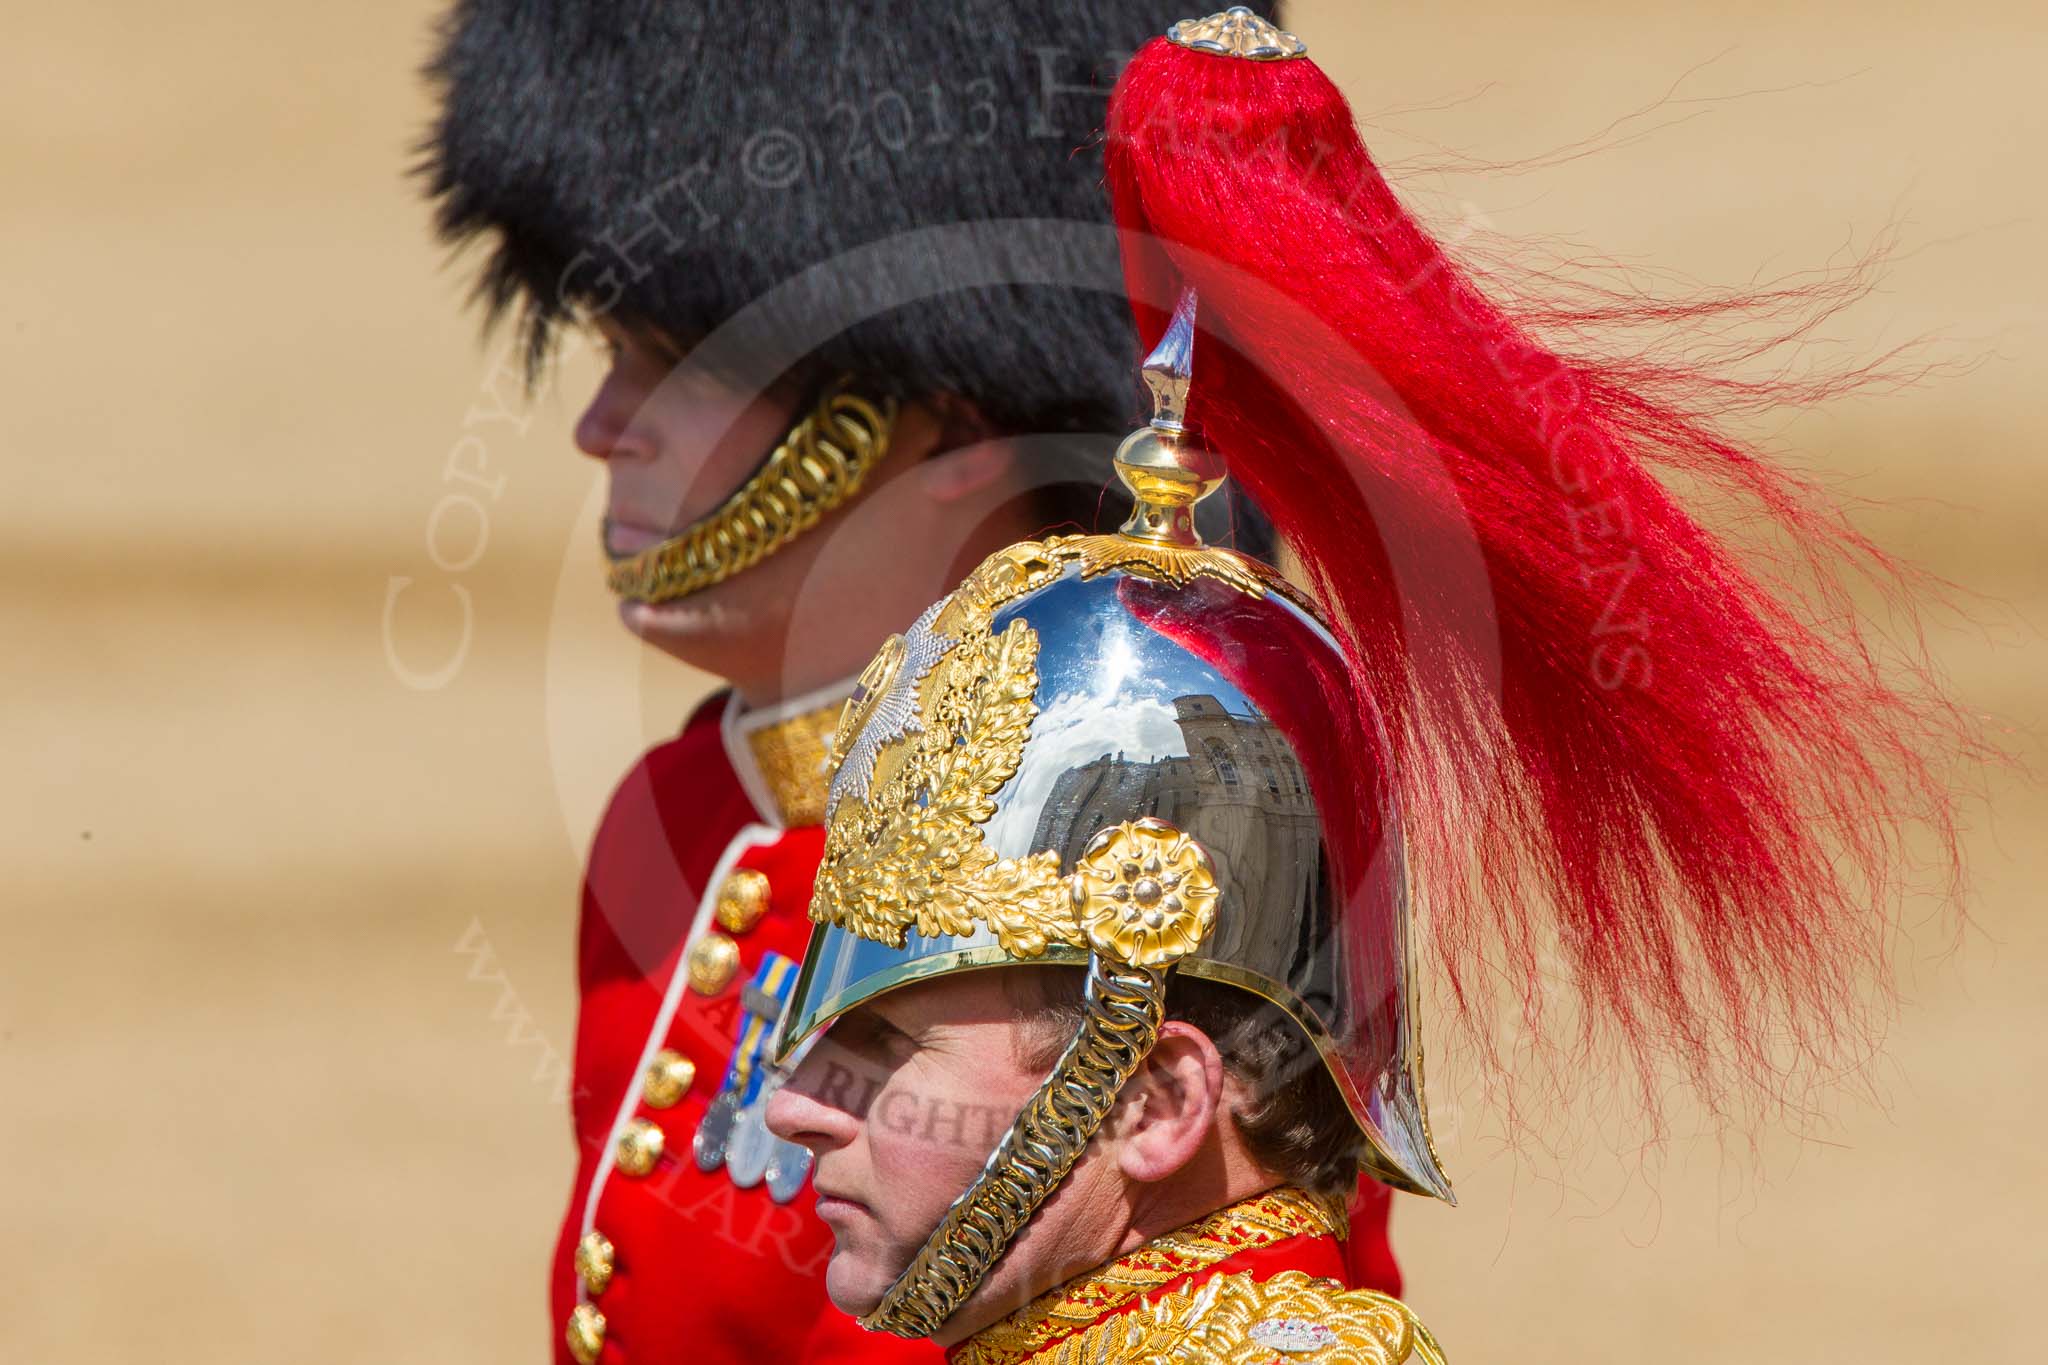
[605,380,896,604]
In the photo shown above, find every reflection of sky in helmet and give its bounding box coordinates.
[981,571,1260,860]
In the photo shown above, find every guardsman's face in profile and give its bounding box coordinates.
[569,317,1021,697]
[573,320,808,628]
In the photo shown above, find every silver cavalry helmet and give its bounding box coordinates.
[772,287,1450,1338]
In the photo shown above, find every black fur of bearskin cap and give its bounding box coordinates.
[421,0,1206,437]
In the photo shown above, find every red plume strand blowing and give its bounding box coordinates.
[1106,39,1963,1116]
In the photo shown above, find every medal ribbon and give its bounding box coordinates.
[721,951,799,1108]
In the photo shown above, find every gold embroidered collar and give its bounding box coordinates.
[951,1186,1347,1365]
[725,687,851,828]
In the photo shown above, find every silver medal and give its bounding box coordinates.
[726,1066,790,1189]
[765,1138,813,1204]
[693,1087,738,1172]
[725,1096,774,1188]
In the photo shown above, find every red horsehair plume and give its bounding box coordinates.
[1106,37,1967,1124]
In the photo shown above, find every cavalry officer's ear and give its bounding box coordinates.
[1108,1020,1227,1185]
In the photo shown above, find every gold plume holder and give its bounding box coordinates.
[1166,7,1307,62]
[1114,287,1225,549]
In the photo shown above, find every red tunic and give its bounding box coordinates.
[547,691,930,1365]
[548,695,1399,1363]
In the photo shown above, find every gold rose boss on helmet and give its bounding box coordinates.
[780,4,1962,1342]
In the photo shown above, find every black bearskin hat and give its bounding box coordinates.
[420,0,1214,437]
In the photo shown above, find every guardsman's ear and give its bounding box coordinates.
[916,394,1014,504]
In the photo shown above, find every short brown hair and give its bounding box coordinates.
[1006,967,1362,1198]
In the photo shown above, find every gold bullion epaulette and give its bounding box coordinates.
[1014,1268,1446,1365]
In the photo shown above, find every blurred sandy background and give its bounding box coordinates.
[3,1,2042,1360]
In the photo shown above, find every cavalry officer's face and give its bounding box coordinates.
[764,973,1120,1338]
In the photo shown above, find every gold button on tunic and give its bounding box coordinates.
[565,1303,606,1365]
[641,1048,696,1109]
[713,869,772,934]
[574,1229,615,1296]
[615,1117,665,1177]
[685,932,740,995]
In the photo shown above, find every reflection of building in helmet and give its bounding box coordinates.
[1032,694,1323,979]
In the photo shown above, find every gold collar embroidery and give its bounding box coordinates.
[733,694,846,827]
[952,1186,1347,1365]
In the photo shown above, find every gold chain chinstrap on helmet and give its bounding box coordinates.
[605,379,897,604]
